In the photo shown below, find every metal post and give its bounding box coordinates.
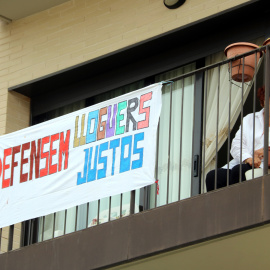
[155,123,160,208]
[227,64,232,186]
[239,57,245,182]
[30,219,34,244]
[75,206,78,231]
[143,186,147,210]
[86,203,89,228]
[214,66,220,189]
[52,213,56,238]
[108,197,111,221]
[20,222,25,247]
[97,200,100,225]
[179,78,184,198]
[8,225,14,251]
[130,190,135,215]
[0,228,2,251]
[42,216,45,242]
[27,220,31,246]
[202,72,207,193]
[264,46,270,175]
[252,52,258,179]
[166,83,173,204]
[64,210,67,235]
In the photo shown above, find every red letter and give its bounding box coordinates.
[49,133,59,175]
[2,148,12,189]
[59,130,70,171]
[138,92,152,129]
[20,142,30,183]
[10,145,21,186]
[30,139,41,180]
[40,136,50,178]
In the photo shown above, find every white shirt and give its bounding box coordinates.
[223,108,266,169]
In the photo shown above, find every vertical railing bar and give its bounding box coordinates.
[86,203,89,228]
[11,224,15,250]
[240,57,245,182]
[214,65,221,189]
[30,219,34,244]
[178,78,184,199]
[130,190,135,215]
[120,194,123,217]
[27,220,31,246]
[20,222,25,247]
[8,225,14,251]
[64,210,67,235]
[252,52,258,179]
[42,216,45,242]
[144,186,147,210]
[155,122,160,208]
[34,218,40,244]
[227,62,232,186]
[52,213,56,238]
[166,83,173,204]
[0,228,2,252]
[191,71,199,196]
[264,45,270,175]
[108,197,111,222]
[97,200,100,225]
[75,206,78,231]
[202,71,208,193]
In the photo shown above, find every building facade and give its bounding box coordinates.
[1,0,270,269]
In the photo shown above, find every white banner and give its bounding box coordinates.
[0,83,162,228]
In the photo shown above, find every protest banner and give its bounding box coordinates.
[0,83,162,228]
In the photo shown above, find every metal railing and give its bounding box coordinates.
[1,44,270,253]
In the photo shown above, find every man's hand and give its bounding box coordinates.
[244,157,261,168]
[245,148,264,168]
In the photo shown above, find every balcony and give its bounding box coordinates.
[1,43,270,269]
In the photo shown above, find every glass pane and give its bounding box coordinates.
[54,210,65,237]
[77,204,87,231]
[180,76,194,199]
[65,207,76,234]
[168,80,182,203]
[99,198,110,224]
[88,201,98,227]
[43,213,54,241]
[150,63,196,207]
[35,78,159,242]
[121,192,131,217]
[156,84,170,206]
[110,194,121,220]
[135,188,141,213]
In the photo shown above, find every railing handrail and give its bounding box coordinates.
[162,45,268,83]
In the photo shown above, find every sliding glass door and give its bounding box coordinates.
[25,62,203,244]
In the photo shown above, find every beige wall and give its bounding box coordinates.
[0,0,250,133]
[0,0,250,252]
[110,224,270,270]
[0,223,21,253]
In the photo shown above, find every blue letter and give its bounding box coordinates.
[87,146,98,182]
[86,110,99,144]
[98,142,108,179]
[132,132,144,169]
[77,149,89,185]
[120,135,132,173]
[110,139,120,176]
